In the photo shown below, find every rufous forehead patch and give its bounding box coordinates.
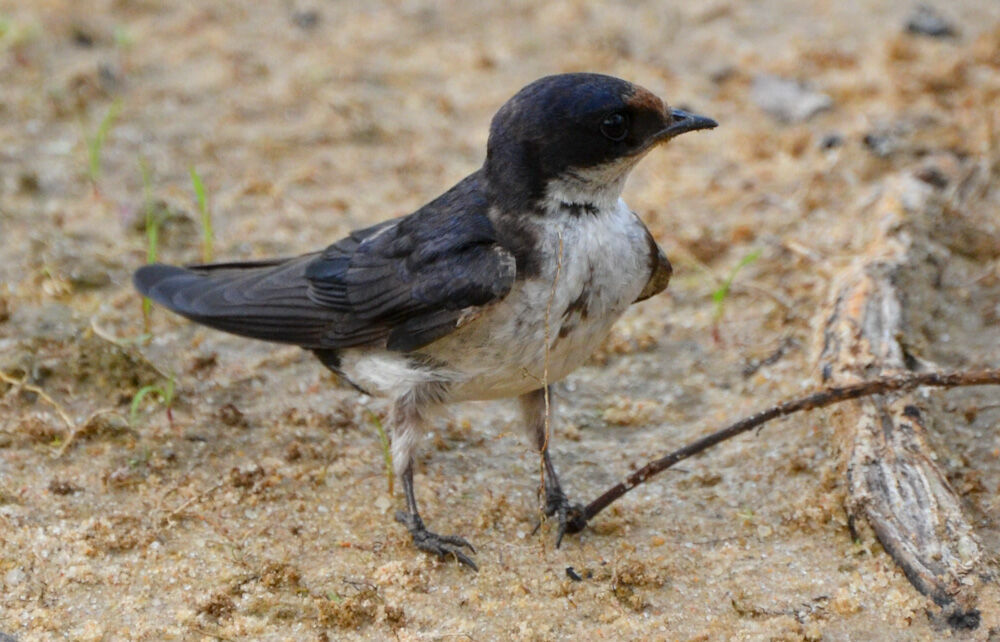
[626,86,665,114]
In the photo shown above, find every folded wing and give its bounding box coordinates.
[133,172,516,353]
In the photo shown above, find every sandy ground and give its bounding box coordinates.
[2,0,1000,639]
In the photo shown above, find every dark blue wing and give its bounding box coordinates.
[134,171,516,352]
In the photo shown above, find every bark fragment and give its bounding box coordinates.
[818,172,997,625]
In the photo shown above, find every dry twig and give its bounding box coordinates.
[0,369,123,458]
[579,369,1000,525]
[0,369,76,435]
[538,233,563,511]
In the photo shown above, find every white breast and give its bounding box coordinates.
[430,198,653,401]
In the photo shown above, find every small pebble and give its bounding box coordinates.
[71,26,95,48]
[905,4,957,38]
[819,133,843,150]
[68,260,112,289]
[863,131,899,158]
[4,568,25,587]
[750,74,832,123]
[914,166,948,189]
[291,8,320,30]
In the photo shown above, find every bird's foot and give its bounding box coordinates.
[534,492,588,548]
[395,511,477,570]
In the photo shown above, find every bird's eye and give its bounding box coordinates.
[600,112,629,141]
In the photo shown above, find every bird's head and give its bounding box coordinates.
[484,73,716,214]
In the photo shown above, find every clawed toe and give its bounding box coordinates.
[396,511,478,570]
[549,498,587,548]
[531,494,588,547]
[412,529,478,570]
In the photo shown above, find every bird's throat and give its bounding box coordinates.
[542,156,639,216]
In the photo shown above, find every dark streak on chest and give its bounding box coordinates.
[559,201,599,217]
[557,270,594,339]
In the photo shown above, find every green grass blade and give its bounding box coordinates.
[712,249,762,320]
[366,410,394,495]
[139,157,158,335]
[86,99,122,184]
[140,158,158,264]
[163,372,176,406]
[128,372,177,425]
[129,384,164,424]
[190,166,213,263]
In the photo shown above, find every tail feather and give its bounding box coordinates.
[134,259,335,347]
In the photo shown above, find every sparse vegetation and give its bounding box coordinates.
[84,99,122,189]
[139,157,158,333]
[0,14,40,50]
[128,372,176,427]
[366,409,394,495]
[113,24,134,49]
[711,249,762,322]
[190,166,214,263]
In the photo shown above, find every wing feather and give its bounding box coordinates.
[133,171,516,353]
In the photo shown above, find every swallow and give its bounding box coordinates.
[134,73,717,570]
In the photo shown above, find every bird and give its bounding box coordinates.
[134,73,716,570]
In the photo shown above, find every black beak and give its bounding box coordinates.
[655,108,718,141]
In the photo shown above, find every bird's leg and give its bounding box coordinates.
[390,390,477,570]
[520,387,587,546]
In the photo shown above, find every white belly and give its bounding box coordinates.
[340,199,654,402]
